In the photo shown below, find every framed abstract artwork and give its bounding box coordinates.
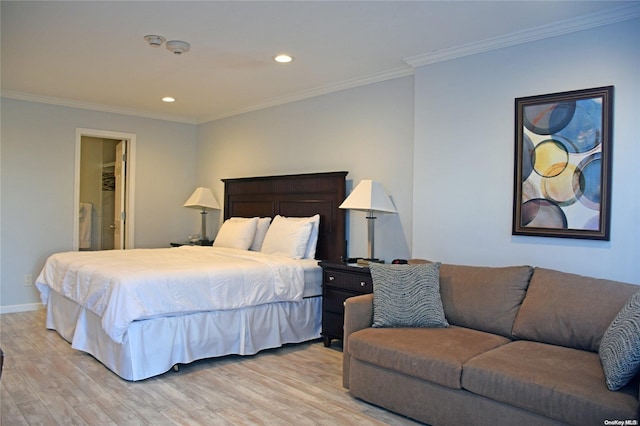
[512,86,613,240]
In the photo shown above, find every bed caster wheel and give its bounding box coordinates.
[173,364,180,372]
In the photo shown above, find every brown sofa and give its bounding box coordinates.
[343,264,640,426]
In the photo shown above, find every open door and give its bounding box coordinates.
[113,141,126,249]
[75,128,136,251]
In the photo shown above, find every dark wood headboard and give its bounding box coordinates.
[222,171,347,262]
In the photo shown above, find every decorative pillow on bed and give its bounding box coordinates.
[369,262,449,328]
[213,217,258,250]
[599,291,640,391]
[260,215,314,259]
[249,217,272,251]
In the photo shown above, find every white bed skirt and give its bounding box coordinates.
[45,291,322,381]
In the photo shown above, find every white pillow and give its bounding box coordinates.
[213,217,258,250]
[261,215,314,259]
[250,217,272,251]
[283,214,320,259]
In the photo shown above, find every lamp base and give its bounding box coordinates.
[196,239,213,246]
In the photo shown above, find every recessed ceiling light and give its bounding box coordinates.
[274,54,293,63]
[162,97,175,103]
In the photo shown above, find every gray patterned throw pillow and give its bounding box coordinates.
[369,262,449,328]
[599,291,640,391]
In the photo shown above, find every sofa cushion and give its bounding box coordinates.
[438,264,533,338]
[369,262,448,328]
[512,268,640,352]
[348,326,510,389]
[462,340,639,425]
[600,291,640,391]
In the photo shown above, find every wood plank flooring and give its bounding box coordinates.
[0,310,422,425]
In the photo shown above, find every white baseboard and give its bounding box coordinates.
[0,303,44,315]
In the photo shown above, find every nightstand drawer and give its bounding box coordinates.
[324,270,372,293]
[323,288,354,314]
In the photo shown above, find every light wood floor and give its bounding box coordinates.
[0,310,422,425]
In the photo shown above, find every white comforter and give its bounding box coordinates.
[35,246,305,344]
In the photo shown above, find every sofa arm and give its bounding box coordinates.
[343,293,374,389]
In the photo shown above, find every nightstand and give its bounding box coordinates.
[170,240,213,247]
[319,261,372,347]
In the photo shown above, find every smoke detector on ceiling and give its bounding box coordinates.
[144,35,166,48]
[144,35,191,55]
[166,40,191,55]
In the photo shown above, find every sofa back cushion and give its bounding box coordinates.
[512,268,640,352]
[439,264,533,338]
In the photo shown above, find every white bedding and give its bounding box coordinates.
[36,246,310,344]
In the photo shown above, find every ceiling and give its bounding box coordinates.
[2,1,638,124]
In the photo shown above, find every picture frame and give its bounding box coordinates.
[512,86,613,240]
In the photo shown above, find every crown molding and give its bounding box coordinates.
[197,65,414,123]
[2,64,413,126]
[404,3,640,68]
[1,90,198,124]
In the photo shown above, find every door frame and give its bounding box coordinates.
[74,128,136,250]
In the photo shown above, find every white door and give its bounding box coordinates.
[75,128,136,251]
[113,141,126,249]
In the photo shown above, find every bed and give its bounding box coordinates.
[36,171,347,381]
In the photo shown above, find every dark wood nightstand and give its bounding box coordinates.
[170,240,213,247]
[319,261,372,347]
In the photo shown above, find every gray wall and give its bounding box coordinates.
[413,18,640,283]
[0,99,199,311]
[196,77,415,263]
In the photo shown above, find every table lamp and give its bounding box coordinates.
[183,187,220,244]
[339,180,396,262]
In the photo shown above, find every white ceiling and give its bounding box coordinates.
[2,1,639,124]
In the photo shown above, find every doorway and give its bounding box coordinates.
[74,129,136,250]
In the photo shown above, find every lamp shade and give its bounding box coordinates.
[183,187,220,210]
[339,180,396,213]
